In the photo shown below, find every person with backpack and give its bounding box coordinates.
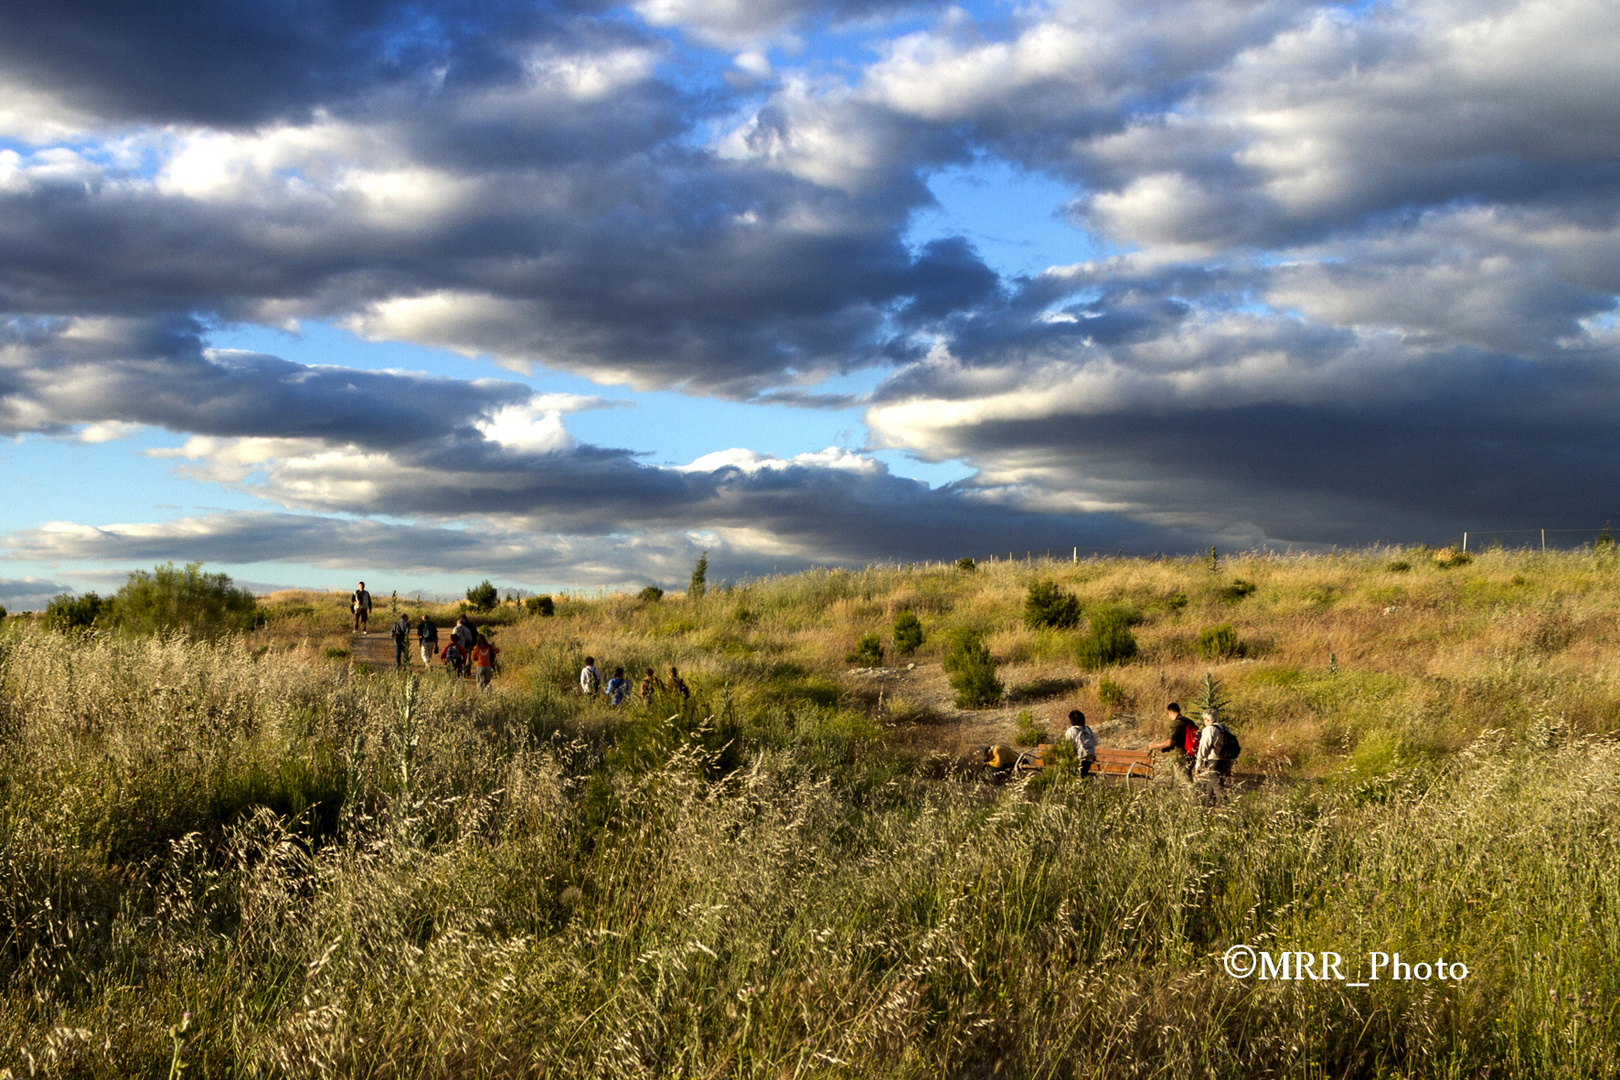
[390,611,412,669]
[639,667,661,704]
[1062,709,1097,777]
[471,633,499,692]
[1149,702,1199,786]
[1195,709,1239,789]
[579,656,601,695]
[606,667,629,706]
[417,614,439,666]
[442,638,467,677]
[351,581,373,633]
[666,665,690,700]
[453,614,476,656]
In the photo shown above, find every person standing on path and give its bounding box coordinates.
[418,614,439,666]
[390,611,412,669]
[453,614,476,656]
[351,581,373,633]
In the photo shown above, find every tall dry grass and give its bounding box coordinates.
[1,613,1618,1077]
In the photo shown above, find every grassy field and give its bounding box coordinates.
[2,547,1618,1077]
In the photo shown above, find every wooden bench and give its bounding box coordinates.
[1016,745,1155,779]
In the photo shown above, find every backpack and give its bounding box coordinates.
[1212,722,1240,761]
[1183,721,1200,755]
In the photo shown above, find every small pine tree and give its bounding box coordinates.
[1598,521,1615,549]
[689,551,708,601]
[846,632,885,667]
[466,580,499,612]
[943,629,1002,708]
[1023,580,1082,629]
[1075,606,1138,670]
[638,586,665,603]
[1193,672,1230,720]
[892,610,924,656]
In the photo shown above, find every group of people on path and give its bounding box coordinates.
[578,656,691,707]
[388,605,501,692]
[1149,701,1239,789]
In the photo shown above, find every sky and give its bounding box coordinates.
[2,0,1618,605]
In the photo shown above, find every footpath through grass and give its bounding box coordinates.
[2,549,1619,1076]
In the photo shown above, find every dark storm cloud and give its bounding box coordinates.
[0,577,74,610]
[0,0,610,128]
[0,315,529,444]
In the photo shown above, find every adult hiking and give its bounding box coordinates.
[453,614,476,655]
[1149,702,1199,787]
[1063,709,1097,777]
[417,615,439,666]
[390,611,411,669]
[351,581,373,633]
[1195,709,1239,789]
[667,665,690,700]
[471,634,499,693]
[579,656,601,695]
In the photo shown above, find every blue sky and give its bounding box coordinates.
[1,0,1617,605]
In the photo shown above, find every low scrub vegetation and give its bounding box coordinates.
[1075,604,1140,670]
[943,627,1003,707]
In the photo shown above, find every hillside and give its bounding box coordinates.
[1,548,1616,1077]
[258,546,1620,776]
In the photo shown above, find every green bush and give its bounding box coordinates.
[1433,547,1472,569]
[323,646,351,660]
[466,580,499,611]
[846,632,884,667]
[113,563,259,639]
[1219,579,1257,602]
[1023,579,1082,629]
[42,591,113,632]
[1097,675,1128,706]
[943,629,1002,707]
[1014,710,1045,746]
[892,610,924,656]
[638,586,665,603]
[1075,606,1139,670]
[1387,560,1412,573]
[1197,623,1246,660]
[955,556,977,571]
[525,595,555,616]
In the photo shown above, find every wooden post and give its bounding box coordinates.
[1462,531,1467,552]
[1542,528,1546,552]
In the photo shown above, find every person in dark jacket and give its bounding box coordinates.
[1148,702,1199,786]
[417,615,439,667]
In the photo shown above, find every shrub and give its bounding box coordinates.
[892,610,924,656]
[689,551,708,600]
[1197,622,1247,660]
[1433,547,1472,569]
[525,595,555,616]
[955,556,976,571]
[1165,592,1189,611]
[323,646,351,660]
[1097,675,1128,707]
[1219,579,1257,602]
[846,632,884,667]
[1014,710,1045,746]
[1023,579,1082,629]
[638,586,665,603]
[0,603,6,620]
[113,563,259,639]
[1387,560,1412,573]
[943,629,1002,707]
[732,603,754,623]
[1075,606,1138,670]
[42,591,112,632]
[466,580,499,611]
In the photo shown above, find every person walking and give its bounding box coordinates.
[417,614,439,666]
[390,610,412,669]
[579,656,601,695]
[606,666,629,706]
[1195,709,1235,796]
[351,581,373,633]
[442,638,466,677]
[666,665,690,700]
[639,667,661,704]
[471,633,499,693]
[1148,702,1199,787]
[453,614,476,656]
